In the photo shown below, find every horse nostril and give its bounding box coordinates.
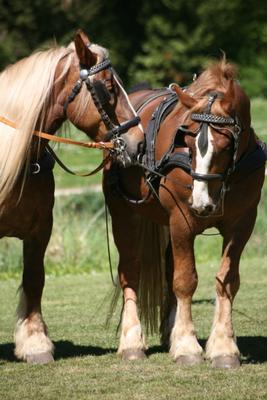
[205,204,214,213]
[188,196,193,206]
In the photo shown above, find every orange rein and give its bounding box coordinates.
[0,115,114,176]
[0,115,114,150]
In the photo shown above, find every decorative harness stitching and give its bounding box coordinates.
[191,113,235,125]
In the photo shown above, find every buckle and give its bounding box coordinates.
[31,162,41,174]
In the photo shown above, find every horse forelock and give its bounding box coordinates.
[178,60,239,125]
[88,43,109,62]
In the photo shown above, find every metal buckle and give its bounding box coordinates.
[31,162,41,174]
[112,137,127,152]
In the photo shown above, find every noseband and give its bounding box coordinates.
[63,57,140,141]
[190,92,242,182]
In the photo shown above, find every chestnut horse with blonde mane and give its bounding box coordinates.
[0,30,142,363]
[104,60,266,368]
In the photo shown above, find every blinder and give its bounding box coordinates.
[91,80,111,105]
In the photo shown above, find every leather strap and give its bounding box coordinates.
[46,145,110,177]
[0,115,114,150]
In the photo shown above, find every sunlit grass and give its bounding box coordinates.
[0,265,266,400]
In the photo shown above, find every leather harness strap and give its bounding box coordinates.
[46,145,110,177]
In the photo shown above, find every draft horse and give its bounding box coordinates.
[0,30,142,363]
[104,60,266,368]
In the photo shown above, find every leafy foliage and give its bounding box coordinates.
[0,0,266,96]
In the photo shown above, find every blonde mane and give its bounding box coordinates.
[0,41,107,208]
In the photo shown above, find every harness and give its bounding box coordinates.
[114,89,267,207]
[141,90,178,170]
[64,58,140,140]
[29,56,140,175]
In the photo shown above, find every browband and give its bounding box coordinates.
[191,113,235,125]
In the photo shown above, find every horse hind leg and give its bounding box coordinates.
[116,217,168,359]
[114,214,147,360]
[160,241,177,348]
[14,225,54,364]
[118,285,146,360]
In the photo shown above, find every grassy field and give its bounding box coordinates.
[0,263,266,400]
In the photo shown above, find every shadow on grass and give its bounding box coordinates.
[54,340,116,360]
[143,336,267,364]
[0,336,266,364]
[238,337,267,364]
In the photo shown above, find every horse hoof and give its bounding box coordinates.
[122,349,146,361]
[26,352,54,364]
[175,354,203,366]
[212,355,240,369]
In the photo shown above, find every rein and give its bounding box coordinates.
[0,115,114,150]
[0,115,113,177]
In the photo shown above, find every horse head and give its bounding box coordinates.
[172,61,251,216]
[60,30,143,166]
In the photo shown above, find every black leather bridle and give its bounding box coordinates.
[190,92,242,183]
[63,57,140,141]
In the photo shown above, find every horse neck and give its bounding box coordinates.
[129,90,154,110]
[30,69,68,159]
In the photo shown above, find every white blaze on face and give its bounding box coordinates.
[191,127,214,211]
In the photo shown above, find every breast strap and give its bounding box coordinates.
[142,92,178,170]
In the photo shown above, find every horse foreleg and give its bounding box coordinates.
[14,219,54,364]
[206,211,257,368]
[169,231,203,365]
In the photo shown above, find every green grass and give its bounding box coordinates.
[0,263,266,400]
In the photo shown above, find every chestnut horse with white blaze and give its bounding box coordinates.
[0,30,142,363]
[104,60,266,368]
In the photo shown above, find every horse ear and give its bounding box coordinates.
[170,83,197,109]
[74,29,97,67]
